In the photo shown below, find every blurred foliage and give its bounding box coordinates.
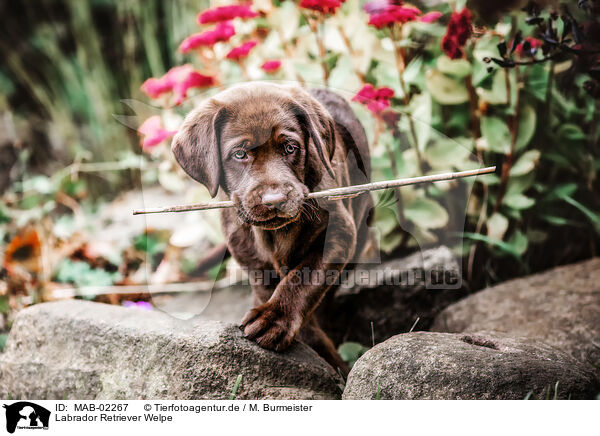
[0,0,599,327]
[338,341,369,369]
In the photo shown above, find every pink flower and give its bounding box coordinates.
[141,77,173,99]
[141,64,191,99]
[197,4,258,24]
[441,8,472,59]
[173,71,215,105]
[515,37,543,57]
[420,11,442,23]
[364,1,422,28]
[140,64,216,104]
[300,0,344,14]
[352,84,395,114]
[226,40,258,60]
[123,300,153,310]
[138,116,177,149]
[178,21,235,52]
[261,60,282,73]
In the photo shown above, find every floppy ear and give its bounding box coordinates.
[171,99,227,198]
[288,88,336,179]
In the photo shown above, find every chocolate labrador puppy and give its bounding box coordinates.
[172,82,372,375]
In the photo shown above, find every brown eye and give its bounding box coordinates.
[284,143,297,155]
[233,149,248,160]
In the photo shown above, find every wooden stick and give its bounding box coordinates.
[133,166,496,215]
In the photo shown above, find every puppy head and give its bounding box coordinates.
[172,83,336,230]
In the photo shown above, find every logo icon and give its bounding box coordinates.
[2,402,50,433]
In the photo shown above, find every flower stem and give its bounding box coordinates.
[391,27,424,175]
[308,16,329,85]
[466,74,480,137]
[494,66,521,213]
[338,25,366,83]
[375,117,407,233]
[467,151,488,282]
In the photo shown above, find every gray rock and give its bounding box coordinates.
[0,300,343,400]
[319,246,467,346]
[431,258,600,366]
[343,332,600,400]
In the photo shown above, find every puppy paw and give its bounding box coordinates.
[240,301,300,352]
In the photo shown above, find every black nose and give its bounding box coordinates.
[261,191,287,208]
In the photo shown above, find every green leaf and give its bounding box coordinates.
[557,124,586,143]
[270,1,299,42]
[506,173,535,196]
[424,137,473,170]
[0,296,8,314]
[338,342,369,369]
[561,196,600,231]
[373,204,402,253]
[411,92,432,153]
[403,56,424,88]
[510,150,540,176]
[526,64,549,101]
[55,259,120,287]
[544,183,578,201]
[507,230,528,256]
[476,70,508,105]
[405,197,449,229]
[133,233,166,256]
[436,56,471,78]
[461,232,523,261]
[543,151,571,168]
[0,204,12,223]
[540,215,581,227]
[371,60,404,98]
[487,212,509,240]
[503,193,535,210]
[329,55,362,93]
[0,334,8,352]
[229,374,243,400]
[425,69,469,105]
[515,105,537,151]
[481,116,511,154]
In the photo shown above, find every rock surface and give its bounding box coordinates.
[431,258,600,366]
[320,246,467,346]
[0,300,343,400]
[343,331,600,400]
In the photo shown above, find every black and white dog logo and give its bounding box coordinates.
[2,402,50,433]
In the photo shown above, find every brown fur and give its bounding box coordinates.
[172,83,373,375]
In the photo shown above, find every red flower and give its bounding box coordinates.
[515,37,543,57]
[141,64,215,104]
[420,11,442,23]
[261,60,282,73]
[441,8,472,59]
[363,0,422,28]
[138,116,177,149]
[178,21,235,53]
[226,40,258,60]
[300,0,344,14]
[441,35,463,60]
[352,84,395,114]
[197,4,258,24]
